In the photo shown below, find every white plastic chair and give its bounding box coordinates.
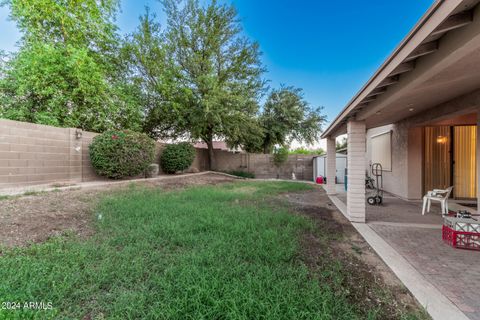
[422,186,453,215]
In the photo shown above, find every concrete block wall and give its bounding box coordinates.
[191,148,209,172]
[214,150,248,172]
[0,119,83,188]
[249,154,314,180]
[0,120,208,188]
[1,119,315,189]
[210,151,316,181]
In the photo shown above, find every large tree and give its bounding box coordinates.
[149,0,266,170]
[252,86,326,154]
[121,8,180,137]
[0,0,141,131]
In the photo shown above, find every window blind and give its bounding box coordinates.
[371,131,392,171]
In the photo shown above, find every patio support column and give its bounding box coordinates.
[325,136,336,195]
[347,120,366,223]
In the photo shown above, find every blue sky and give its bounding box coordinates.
[0,0,433,126]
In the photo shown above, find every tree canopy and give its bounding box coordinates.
[0,0,326,165]
[0,0,141,131]
[242,86,326,154]
[120,8,178,136]
[336,137,347,151]
[155,0,266,169]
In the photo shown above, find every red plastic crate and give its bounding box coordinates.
[442,225,480,251]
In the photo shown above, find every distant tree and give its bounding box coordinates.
[273,146,289,167]
[254,86,326,154]
[336,137,347,151]
[0,0,142,131]
[146,0,266,170]
[289,147,325,155]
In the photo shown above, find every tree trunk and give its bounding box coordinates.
[206,139,217,171]
[263,136,272,154]
[263,145,270,154]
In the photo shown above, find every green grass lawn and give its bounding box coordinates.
[0,181,421,319]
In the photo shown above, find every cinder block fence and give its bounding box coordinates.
[0,119,317,189]
[0,119,86,189]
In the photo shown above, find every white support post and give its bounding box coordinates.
[347,120,366,223]
[325,137,337,195]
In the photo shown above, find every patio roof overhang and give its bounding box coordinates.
[322,0,480,138]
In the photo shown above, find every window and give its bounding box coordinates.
[371,131,392,171]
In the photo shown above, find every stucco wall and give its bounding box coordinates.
[365,90,480,200]
[366,122,431,200]
[366,124,410,199]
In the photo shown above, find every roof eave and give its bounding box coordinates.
[320,0,457,139]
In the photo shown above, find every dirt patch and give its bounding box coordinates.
[0,189,97,248]
[144,173,235,190]
[0,173,235,248]
[283,187,427,319]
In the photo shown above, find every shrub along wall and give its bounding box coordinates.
[89,130,156,179]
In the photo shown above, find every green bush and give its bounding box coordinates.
[273,146,289,167]
[289,147,325,155]
[225,170,255,179]
[89,130,156,179]
[160,142,196,174]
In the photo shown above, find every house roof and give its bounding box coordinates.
[322,0,480,138]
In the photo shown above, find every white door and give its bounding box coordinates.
[314,157,325,178]
[336,157,347,184]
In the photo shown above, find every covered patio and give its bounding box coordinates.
[321,1,480,319]
[331,186,480,320]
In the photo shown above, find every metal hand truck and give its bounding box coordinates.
[367,163,384,205]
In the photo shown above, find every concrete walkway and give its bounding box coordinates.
[328,184,479,320]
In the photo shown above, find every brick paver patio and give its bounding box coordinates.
[372,225,480,320]
[335,184,480,320]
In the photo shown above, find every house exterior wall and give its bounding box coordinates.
[407,126,423,199]
[366,124,409,199]
[365,90,480,200]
